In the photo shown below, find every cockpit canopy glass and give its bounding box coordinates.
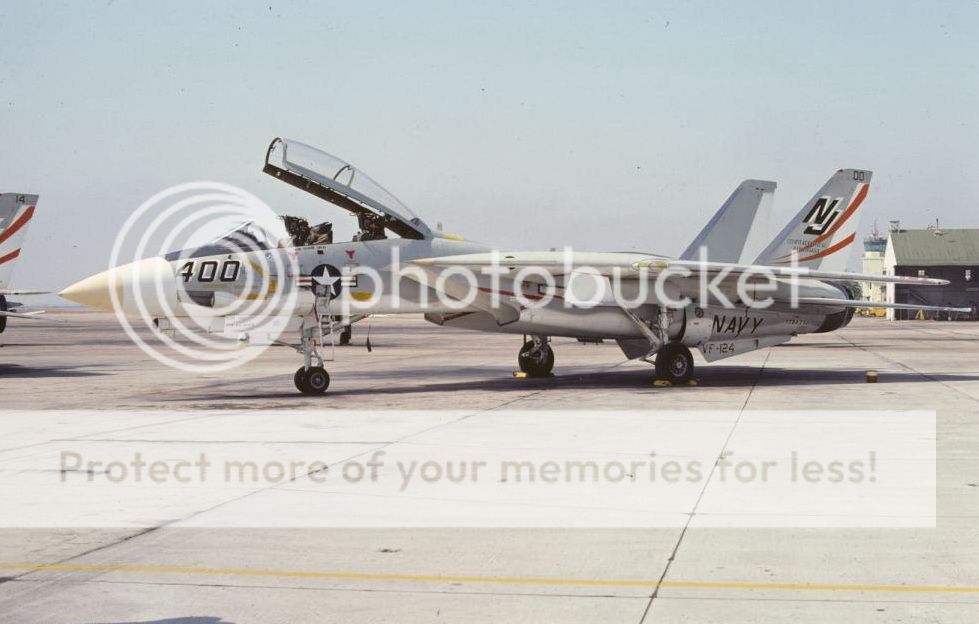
[267,139,423,227]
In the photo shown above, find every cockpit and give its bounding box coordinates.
[264,138,432,243]
[281,215,334,248]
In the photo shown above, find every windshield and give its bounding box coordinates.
[164,221,282,260]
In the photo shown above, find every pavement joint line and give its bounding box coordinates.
[2,562,979,595]
[639,349,773,623]
[837,328,979,405]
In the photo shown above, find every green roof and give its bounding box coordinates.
[890,229,979,266]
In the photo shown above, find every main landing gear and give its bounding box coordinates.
[654,342,694,384]
[617,305,696,384]
[518,336,554,377]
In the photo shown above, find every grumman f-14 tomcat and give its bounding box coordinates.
[60,138,965,394]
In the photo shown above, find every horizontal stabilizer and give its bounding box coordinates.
[792,297,972,313]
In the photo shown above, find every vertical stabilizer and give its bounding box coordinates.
[0,193,38,290]
[680,180,775,263]
[753,170,871,271]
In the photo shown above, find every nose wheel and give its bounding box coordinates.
[655,343,694,383]
[295,366,330,395]
[287,321,332,395]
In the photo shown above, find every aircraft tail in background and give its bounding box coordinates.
[0,193,39,292]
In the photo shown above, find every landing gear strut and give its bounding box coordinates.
[655,343,694,384]
[518,336,554,377]
[338,325,352,346]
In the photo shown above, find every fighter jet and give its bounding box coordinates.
[0,193,48,333]
[60,138,964,394]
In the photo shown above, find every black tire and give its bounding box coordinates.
[0,295,6,334]
[338,326,352,346]
[655,343,694,383]
[303,366,330,395]
[518,340,554,377]
[294,367,309,393]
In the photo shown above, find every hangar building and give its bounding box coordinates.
[883,225,979,320]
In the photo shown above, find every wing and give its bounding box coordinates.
[413,252,949,287]
[664,259,948,286]
[400,264,520,325]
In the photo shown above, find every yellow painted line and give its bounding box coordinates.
[1,562,979,595]
[660,579,979,594]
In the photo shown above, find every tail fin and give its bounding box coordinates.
[680,180,775,263]
[0,193,38,290]
[753,169,871,271]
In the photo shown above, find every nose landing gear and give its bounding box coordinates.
[289,320,332,395]
[295,365,330,394]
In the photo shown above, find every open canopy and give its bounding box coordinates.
[263,138,431,240]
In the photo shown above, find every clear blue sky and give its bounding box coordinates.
[2,1,978,297]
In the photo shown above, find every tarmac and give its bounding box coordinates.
[0,311,978,623]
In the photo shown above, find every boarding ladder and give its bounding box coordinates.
[314,290,336,363]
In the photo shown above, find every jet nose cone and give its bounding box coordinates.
[60,257,175,313]
[60,270,121,311]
